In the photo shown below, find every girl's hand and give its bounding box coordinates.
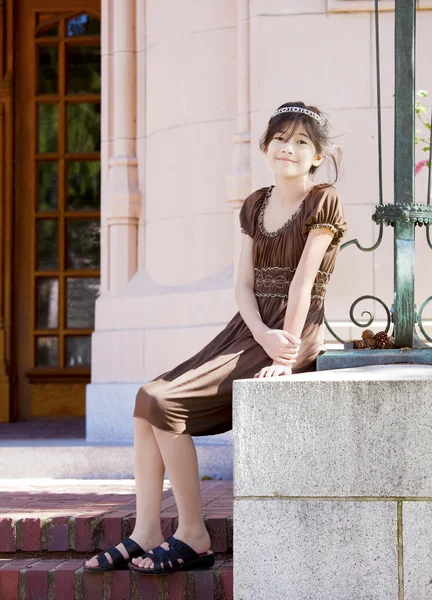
[257,329,300,366]
[254,361,293,378]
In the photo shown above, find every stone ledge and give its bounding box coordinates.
[233,365,432,497]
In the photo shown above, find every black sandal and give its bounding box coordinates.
[83,537,148,572]
[128,536,215,575]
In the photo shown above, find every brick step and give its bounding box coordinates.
[0,556,233,600]
[0,480,233,554]
[0,514,232,554]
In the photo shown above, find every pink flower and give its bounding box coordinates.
[415,159,428,175]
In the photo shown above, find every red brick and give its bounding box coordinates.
[226,517,233,551]
[220,566,233,600]
[47,516,70,551]
[204,518,227,552]
[132,571,160,599]
[21,517,41,551]
[0,559,39,600]
[124,515,135,538]
[74,513,106,552]
[0,518,16,551]
[191,568,214,599]
[99,510,133,549]
[82,569,104,599]
[165,571,188,600]
[52,560,83,600]
[106,570,130,600]
[161,517,175,539]
[23,559,64,600]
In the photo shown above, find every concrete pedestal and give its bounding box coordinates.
[233,365,432,600]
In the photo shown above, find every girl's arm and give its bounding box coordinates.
[234,234,268,343]
[255,227,335,378]
[282,227,335,338]
[235,234,300,365]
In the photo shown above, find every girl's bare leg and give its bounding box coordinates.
[84,417,165,568]
[132,428,211,569]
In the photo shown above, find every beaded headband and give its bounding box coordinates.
[271,106,324,126]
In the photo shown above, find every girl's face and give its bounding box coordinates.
[266,122,323,179]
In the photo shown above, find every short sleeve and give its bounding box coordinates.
[239,188,267,238]
[303,186,347,248]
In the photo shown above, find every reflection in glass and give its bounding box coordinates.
[67,104,101,153]
[66,336,91,366]
[67,278,99,328]
[36,278,59,329]
[38,46,58,94]
[38,162,58,210]
[67,14,101,37]
[38,104,58,153]
[67,46,101,94]
[37,220,58,270]
[67,161,100,210]
[66,220,100,269]
[36,336,58,367]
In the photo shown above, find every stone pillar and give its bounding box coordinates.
[233,365,432,600]
[226,0,252,281]
[104,0,140,294]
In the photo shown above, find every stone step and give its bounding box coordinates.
[0,556,233,600]
[0,437,233,480]
[0,480,233,554]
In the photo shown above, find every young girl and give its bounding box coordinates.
[84,101,347,574]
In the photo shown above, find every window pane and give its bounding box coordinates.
[36,278,59,329]
[38,162,58,210]
[66,220,100,269]
[67,103,101,153]
[38,46,58,94]
[67,46,101,94]
[67,278,99,328]
[37,220,58,270]
[67,14,101,37]
[66,336,91,366]
[36,337,58,367]
[38,104,58,153]
[67,161,100,210]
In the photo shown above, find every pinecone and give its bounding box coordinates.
[364,337,377,349]
[362,329,375,341]
[386,336,395,349]
[353,339,367,349]
[375,331,390,349]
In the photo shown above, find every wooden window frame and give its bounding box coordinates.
[30,10,101,377]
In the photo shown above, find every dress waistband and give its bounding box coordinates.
[254,266,330,301]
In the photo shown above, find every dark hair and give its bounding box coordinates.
[259,101,341,184]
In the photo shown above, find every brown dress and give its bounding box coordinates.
[134,184,347,436]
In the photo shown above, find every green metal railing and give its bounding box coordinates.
[319,0,432,369]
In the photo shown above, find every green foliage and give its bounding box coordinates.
[415,90,431,166]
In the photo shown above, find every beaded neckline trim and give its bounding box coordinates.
[258,185,312,238]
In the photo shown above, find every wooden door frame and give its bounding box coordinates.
[0,0,14,422]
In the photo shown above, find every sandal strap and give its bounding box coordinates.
[94,546,125,568]
[106,546,126,566]
[122,537,145,558]
[95,553,110,568]
[167,537,200,562]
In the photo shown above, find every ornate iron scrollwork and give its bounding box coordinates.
[372,203,432,227]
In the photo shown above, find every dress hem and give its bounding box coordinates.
[133,412,233,437]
